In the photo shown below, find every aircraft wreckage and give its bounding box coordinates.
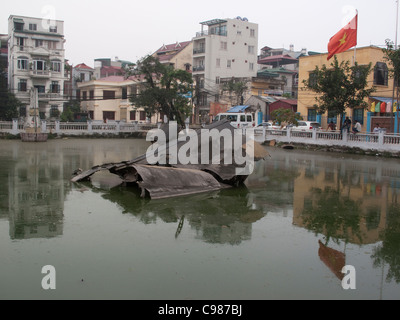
[71,120,269,199]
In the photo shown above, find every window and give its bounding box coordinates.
[246,115,252,122]
[89,90,94,100]
[103,111,115,121]
[308,72,317,89]
[220,41,227,50]
[34,85,45,93]
[51,81,60,93]
[18,79,27,92]
[216,58,220,68]
[227,60,231,68]
[103,90,115,100]
[307,109,317,121]
[139,111,146,121]
[216,76,220,84]
[353,108,364,124]
[327,111,337,125]
[48,41,57,50]
[122,87,128,100]
[88,111,94,120]
[35,40,44,48]
[374,62,388,86]
[82,91,87,100]
[17,37,24,49]
[51,61,61,73]
[14,22,24,31]
[250,29,255,37]
[49,26,57,33]
[76,90,81,101]
[29,24,37,31]
[249,63,254,71]
[50,105,59,117]
[130,111,136,121]
[18,58,28,70]
[33,60,46,71]
[237,31,242,36]
[248,45,255,54]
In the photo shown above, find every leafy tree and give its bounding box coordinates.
[129,55,193,128]
[0,60,21,120]
[222,79,248,106]
[271,108,302,127]
[383,39,400,131]
[302,56,375,128]
[60,100,81,122]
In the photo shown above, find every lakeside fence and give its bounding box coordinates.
[1,120,158,136]
[2,120,400,153]
[254,127,400,153]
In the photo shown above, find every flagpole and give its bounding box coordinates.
[353,10,358,65]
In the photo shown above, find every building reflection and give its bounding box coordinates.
[288,151,400,284]
[7,143,67,239]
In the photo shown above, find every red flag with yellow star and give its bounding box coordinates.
[327,13,358,60]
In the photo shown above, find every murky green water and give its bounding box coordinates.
[0,138,399,300]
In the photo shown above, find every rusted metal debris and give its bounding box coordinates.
[71,120,269,199]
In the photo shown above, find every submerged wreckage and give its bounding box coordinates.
[71,120,269,199]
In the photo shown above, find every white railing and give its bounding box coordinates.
[254,128,400,152]
[0,120,157,136]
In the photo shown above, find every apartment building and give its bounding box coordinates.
[0,34,7,70]
[192,17,258,121]
[8,15,68,119]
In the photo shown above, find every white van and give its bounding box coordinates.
[213,113,255,129]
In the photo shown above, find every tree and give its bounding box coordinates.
[302,56,375,128]
[0,60,21,120]
[382,39,400,132]
[60,100,81,122]
[129,55,193,128]
[222,79,248,106]
[271,108,302,127]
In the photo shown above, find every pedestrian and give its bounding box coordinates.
[352,120,362,134]
[343,117,351,133]
[373,123,381,133]
[327,121,336,131]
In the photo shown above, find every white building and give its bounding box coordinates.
[192,17,258,117]
[7,15,68,119]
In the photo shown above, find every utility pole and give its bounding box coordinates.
[392,0,399,133]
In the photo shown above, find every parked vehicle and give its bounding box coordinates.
[213,112,255,128]
[256,122,281,130]
[286,121,322,131]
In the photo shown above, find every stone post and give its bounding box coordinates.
[55,120,61,134]
[11,119,19,135]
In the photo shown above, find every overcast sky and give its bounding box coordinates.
[1,0,398,66]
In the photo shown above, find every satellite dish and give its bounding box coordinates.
[236,16,242,20]
[243,17,248,21]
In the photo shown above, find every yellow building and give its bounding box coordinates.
[77,75,160,123]
[298,46,398,133]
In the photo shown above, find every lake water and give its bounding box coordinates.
[0,138,399,300]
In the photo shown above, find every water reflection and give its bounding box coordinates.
[96,185,264,245]
[0,139,149,240]
[1,140,400,289]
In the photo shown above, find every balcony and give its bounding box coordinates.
[193,48,205,55]
[30,70,51,78]
[193,66,205,72]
